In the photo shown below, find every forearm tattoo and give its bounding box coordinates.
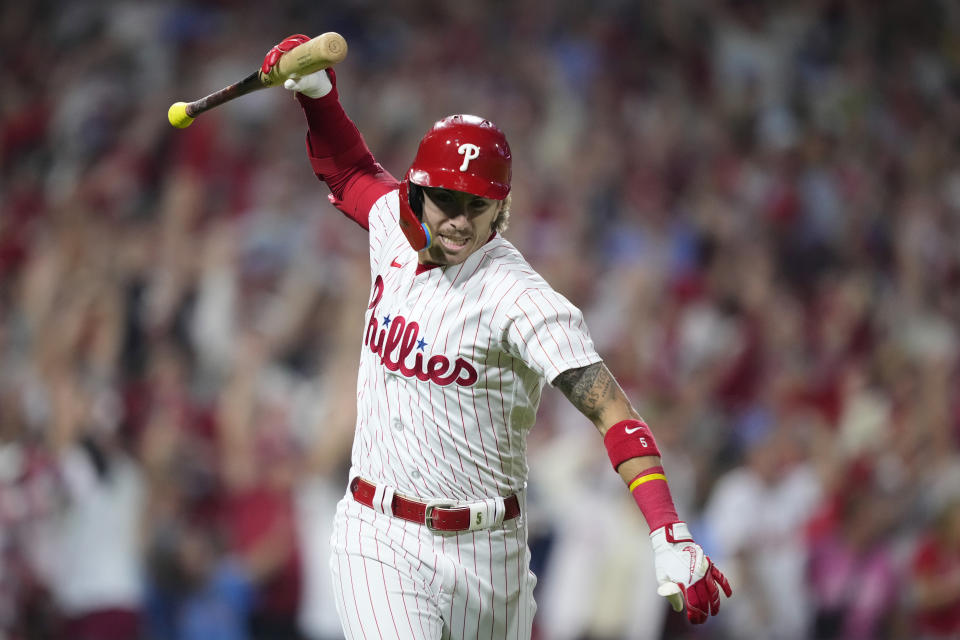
[553,362,621,424]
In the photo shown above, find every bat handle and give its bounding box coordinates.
[189,71,262,117]
[168,72,262,128]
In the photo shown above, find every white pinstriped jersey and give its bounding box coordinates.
[349,190,602,501]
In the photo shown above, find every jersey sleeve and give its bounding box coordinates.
[504,287,602,383]
[296,77,398,229]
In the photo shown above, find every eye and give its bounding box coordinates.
[429,190,454,205]
[469,199,491,212]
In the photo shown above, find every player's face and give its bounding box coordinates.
[420,187,501,265]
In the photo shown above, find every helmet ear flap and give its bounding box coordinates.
[398,178,432,251]
[407,183,425,218]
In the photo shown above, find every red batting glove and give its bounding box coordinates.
[650,522,733,624]
[261,34,311,75]
[678,559,732,623]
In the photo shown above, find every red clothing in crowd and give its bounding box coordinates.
[222,487,302,619]
[911,534,960,637]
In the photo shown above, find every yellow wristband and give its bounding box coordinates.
[629,473,667,492]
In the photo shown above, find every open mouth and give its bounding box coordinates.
[439,235,471,251]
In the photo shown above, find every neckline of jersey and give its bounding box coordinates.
[415,231,498,275]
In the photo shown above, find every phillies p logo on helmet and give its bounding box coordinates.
[457,144,481,171]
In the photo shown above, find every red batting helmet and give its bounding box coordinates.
[398,115,512,251]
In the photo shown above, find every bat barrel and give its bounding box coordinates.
[260,32,348,86]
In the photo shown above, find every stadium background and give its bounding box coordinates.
[1,1,959,639]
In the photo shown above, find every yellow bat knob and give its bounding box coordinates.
[168,102,194,128]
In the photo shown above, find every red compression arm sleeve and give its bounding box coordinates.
[296,74,398,229]
[628,466,680,532]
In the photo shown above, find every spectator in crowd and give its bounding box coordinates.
[39,387,146,640]
[701,425,822,640]
[806,464,903,640]
[908,499,960,639]
[144,521,256,640]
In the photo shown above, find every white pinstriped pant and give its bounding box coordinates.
[329,493,537,639]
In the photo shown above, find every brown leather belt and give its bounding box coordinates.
[350,477,521,532]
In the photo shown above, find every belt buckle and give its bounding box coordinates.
[423,500,455,532]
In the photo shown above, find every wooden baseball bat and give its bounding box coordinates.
[168,32,347,128]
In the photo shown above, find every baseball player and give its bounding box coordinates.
[263,35,732,639]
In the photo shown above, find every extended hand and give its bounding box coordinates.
[262,34,310,74]
[283,71,332,99]
[650,522,732,624]
[262,34,332,98]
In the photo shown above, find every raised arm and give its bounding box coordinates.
[262,35,398,229]
[553,361,733,624]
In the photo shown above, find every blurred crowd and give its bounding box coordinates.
[2,1,960,639]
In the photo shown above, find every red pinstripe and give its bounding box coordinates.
[513,304,561,373]
[404,393,432,493]
[419,402,458,497]
[448,293,487,496]
[395,524,424,639]
[568,312,590,353]
[464,279,494,479]
[425,269,453,464]
[346,515,370,639]
[486,534,495,640]
[433,283,469,491]
[335,513,360,639]
[444,537,457,629]
[359,515,386,639]
[523,292,570,362]
[379,377,400,487]
[426,536,440,591]
[363,351,377,459]
[532,291,578,359]
[375,521,402,637]
[447,259,468,290]
[384,354,423,492]
[498,352,512,639]
[357,367,373,462]
[372,374,391,483]
[460,544,472,639]
[501,353,514,480]
[514,525,524,640]
[472,531,483,639]
[477,262,514,494]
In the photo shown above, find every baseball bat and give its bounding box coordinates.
[168,32,347,128]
